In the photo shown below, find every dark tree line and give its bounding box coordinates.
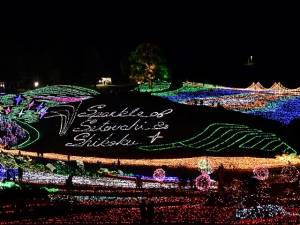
[0,39,173,92]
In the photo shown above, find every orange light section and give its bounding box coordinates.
[2,149,300,171]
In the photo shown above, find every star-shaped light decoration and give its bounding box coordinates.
[148,131,163,143]
[28,101,35,110]
[35,102,44,112]
[39,107,49,119]
[18,108,25,118]
[5,107,11,115]
[13,94,25,105]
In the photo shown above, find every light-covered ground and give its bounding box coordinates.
[2,149,300,171]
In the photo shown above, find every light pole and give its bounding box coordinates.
[34,82,39,88]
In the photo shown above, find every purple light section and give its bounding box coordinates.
[28,101,35,109]
[35,102,44,112]
[161,89,250,103]
[13,94,25,105]
[39,107,49,119]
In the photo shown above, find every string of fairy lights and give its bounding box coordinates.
[253,165,269,180]
[14,119,40,148]
[0,85,98,126]
[1,81,299,120]
[20,170,180,189]
[236,204,285,220]
[152,81,300,124]
[0,83,298,153]
[0,83,299,174]
[2,83,300,224]
[2,149,300,171]
[133,81,171,93]
[138,123,296,153]
[23,85,99,97]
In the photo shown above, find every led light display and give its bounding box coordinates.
[0,83,298,154]
[134,81,171,93]
[0,85,98,125]
[280,164,299,183]
[195,171,210,191]
[198,157,214,174]
[15,119,40,148]
[236,204,285,219]
[0,84,300,224]
[2,148,300,170]
[66,105,173,147]
[139,123,296,153]
[153,168,166,182]
[21,170,179,189]
[23,85,99,97]
[152,81,300,124]
[253,165,269,180]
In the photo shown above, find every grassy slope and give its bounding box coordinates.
[23,91,299,159]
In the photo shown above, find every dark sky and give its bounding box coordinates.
[0,1,299,87]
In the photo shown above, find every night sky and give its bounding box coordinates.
[0,1,299,88]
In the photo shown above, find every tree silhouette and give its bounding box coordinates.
[129,43,170,88]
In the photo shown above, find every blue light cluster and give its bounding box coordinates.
[153,84,247,104]
[243,96,300,124]
[0,164,18,181]
[153,83,300,124]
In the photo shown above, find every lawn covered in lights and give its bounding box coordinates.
[133,80,171,92]
[152,81,300,124]
[0,82,299,157]
[1,83,300,225]
[138,123,296,153]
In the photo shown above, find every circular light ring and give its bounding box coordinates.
[195,171,211,191]
[153,168,166,182]
[253,165,269,181]
[281,164,300,183]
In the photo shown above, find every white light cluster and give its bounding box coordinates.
[236,204,285,219]
[246,82,300,92]
[59,104,174,146]
[22,171,182,189]
[45,102,82,136]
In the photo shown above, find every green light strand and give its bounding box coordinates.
[239,134,276,148]
[138,123,297,154]
[134,81,171,93]
[182,127,249,148]
[207,130,268,152]
[58,85,100,95]
[15,119,40,149]
[139,124,248,151]
[23,85,99,97]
